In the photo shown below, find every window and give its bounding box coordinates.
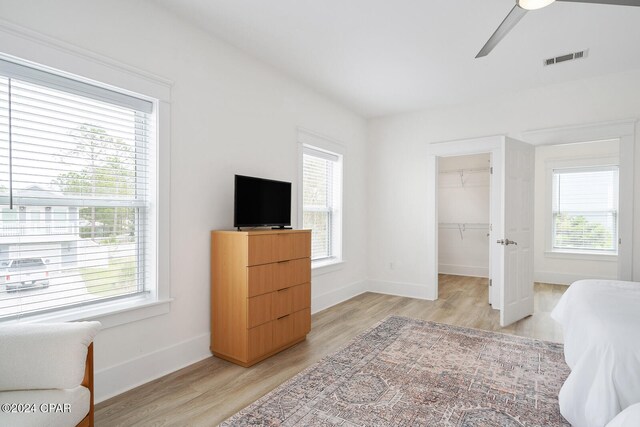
[552,166,619,254]
[302,145,342,264]
[0,57,155,320]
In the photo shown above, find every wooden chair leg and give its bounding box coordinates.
[77,343,94,427]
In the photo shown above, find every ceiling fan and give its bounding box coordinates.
[476,0,640,58]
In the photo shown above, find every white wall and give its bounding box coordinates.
[534,140,619,285]
[438,154,490,278]
[368,69,640,299]
[0,0,367,402]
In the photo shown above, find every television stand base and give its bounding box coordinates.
[272,226,293,230]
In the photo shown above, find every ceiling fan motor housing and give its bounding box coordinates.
[517,0,556,10]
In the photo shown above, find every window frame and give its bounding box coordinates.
[0,57,155,320]
[545,156,620,259]
[0,45,172,328]
[297,129,344,271]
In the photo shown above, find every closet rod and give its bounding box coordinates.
[438,222,490,240]
[438,222,490,230]
[438,167,490,175]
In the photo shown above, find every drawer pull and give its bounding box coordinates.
[277,288,289,292]
[277,314,290,320]
[278,260,290,264]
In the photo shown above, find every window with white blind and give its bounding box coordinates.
[552,166,619,254]
[302,145,342,264]
[0,57,155,320]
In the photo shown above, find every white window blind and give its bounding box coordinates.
[302,146,342,262]
[0,57,154,320]
[552,166,618,253]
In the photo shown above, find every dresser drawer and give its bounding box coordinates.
[273,308,310,348]
[277,232,310,261]
[272,283,311,319]
[247,263,275,297]
[274,258,310,290]
[248,259,309,296]
[247,232,310,265]
[248,322,273,360]
[272,287,292,319]
[273,313,294,349]
[248,235,277,265]
[247,293,272,328]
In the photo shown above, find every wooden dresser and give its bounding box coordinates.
[210,229,311,367]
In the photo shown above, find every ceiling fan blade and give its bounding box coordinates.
[556,0,640,5]
[476,5,528,58]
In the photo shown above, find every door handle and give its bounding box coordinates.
[497,239,518,246]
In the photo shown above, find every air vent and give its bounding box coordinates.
[543,50,588,66]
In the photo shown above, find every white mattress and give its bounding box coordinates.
[0,386,89,427]
[551,279,640,427]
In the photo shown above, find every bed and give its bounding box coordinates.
[551,279,640,427]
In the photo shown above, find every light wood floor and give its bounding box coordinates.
[95,275,566,426]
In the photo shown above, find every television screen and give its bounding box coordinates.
[234,175,292,228]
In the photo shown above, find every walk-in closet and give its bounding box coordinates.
[438,153,491,302]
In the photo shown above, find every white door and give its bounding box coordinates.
[500,138,535,327]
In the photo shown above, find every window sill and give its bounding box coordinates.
[2,296,173,330]
[312,258,345,276]
[545,250,618,262]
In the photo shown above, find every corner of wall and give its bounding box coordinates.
[367,279,435,301]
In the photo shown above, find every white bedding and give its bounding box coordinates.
[606,403,640,427]
[551,279,640,427]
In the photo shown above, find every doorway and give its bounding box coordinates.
[427,135,535,326]
[437,154,492,305]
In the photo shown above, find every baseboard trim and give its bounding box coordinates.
[534,271,616,285]
[94,332,211,404]
[438,264,489,278]
[312,280,367,314]
[367,279,435,301]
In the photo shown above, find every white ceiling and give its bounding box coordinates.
[152,0,640,118]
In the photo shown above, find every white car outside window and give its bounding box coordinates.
[1,258,50,293]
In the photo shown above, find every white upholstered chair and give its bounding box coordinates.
[0,321,100,427]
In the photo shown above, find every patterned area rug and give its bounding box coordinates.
[221,316,570,426]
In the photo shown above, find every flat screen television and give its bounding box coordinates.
[234,175,292,229]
